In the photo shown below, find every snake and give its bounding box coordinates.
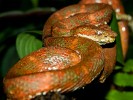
[79,0,130,58]
[3,2,119,100]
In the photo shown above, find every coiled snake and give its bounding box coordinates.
[3,0,129,99]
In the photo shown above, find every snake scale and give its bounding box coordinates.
[3,0,129,99]
[79,0,129,58]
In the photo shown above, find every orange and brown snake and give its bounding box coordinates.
[79,0,129,58]
[3,0,129,99]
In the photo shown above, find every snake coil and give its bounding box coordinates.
[3,3,117,100]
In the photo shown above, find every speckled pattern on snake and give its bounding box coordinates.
[3,2,120,100]
[79,0,130,58]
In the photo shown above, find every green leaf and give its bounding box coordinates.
[113,73,133,87]
[123,59,133,72]
[110,11,124,65]
[106,90,133,100]
[16,32,42,58]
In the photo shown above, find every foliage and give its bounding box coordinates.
[105,0,133,99]
[16,31,42,58]
[106,90,133,100]
[110,11,124,64]
[0,0,133,100]
[106,59,133,100]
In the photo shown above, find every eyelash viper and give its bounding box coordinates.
[3,0,128,99]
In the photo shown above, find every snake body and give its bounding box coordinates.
[79,0,129,58]
[3,3,117,100]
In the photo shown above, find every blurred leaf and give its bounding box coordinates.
[110,11,124,65]
[0,11,23,18]
[0,28,15,45]
[26,30,43,35]
[0,46,19,77]
[106,90,133,100]
[0,7,56,18]
[113,73,133,87]
[0,31,6,42]
[115,65,122,70]
[16,32,42,58]
[126,45,133,59]
[123,59,133,72]
[31,0,39,8]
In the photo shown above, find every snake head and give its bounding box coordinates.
[71,24,117,45]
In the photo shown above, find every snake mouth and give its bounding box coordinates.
[77,34,116,45]
[97,37,116,45]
